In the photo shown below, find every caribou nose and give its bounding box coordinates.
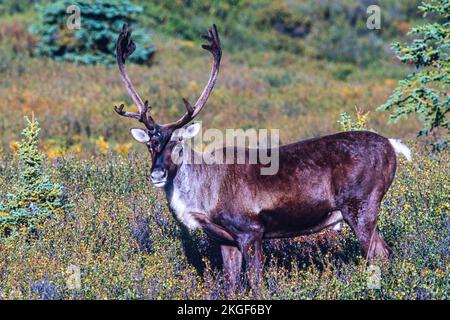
[151,168,167,182]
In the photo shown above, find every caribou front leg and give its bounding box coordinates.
[191,213,244,292]
[221,245,242,293]
[240,235,264,289]
[190,213,237,246]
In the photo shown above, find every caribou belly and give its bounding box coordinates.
[260,207,344,239]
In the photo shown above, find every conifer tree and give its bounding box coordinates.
[0,116,68,237]
[379,0,449,151]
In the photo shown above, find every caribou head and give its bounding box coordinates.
[114,24,221,187]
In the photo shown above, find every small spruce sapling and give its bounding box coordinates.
[0,116,69,237]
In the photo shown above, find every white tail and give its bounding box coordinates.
[389,139,412,162]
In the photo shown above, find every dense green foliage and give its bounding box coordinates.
[139,0,422,66]
[30,0,155,64]
[0,117,68,238]
[379,1,449,150]
[0,0,41,16]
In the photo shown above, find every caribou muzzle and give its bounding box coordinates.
[151,168,168,187]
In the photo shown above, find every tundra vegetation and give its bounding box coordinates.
[0,0,448,299]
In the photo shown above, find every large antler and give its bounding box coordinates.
[114,24,221,134]
[163,24,222,130]
[114,24,156,131]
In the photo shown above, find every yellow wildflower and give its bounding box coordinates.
[9,141,19,153]
[97,136,109,153]
[115,143,132,156]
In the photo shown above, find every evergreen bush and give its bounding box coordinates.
[0,116,69,237]
[379,0,449,151]
[30,0,155,65]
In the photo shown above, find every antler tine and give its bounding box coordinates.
[182,98,195,115]
[114,100,156,130]
[114,24,156,130]
[193,24,221,116]
[164,24,221,130]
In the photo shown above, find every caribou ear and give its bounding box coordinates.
[130,128,150,143]
[182,123,201,140]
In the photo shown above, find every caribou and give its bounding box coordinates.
[114,25,412,287]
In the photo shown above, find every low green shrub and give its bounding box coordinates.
[0,143,446,299]
[337,108,371,131]
[0,0,43,16]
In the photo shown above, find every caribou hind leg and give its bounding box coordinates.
[340,191,392,260]
[367,231,392,259]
